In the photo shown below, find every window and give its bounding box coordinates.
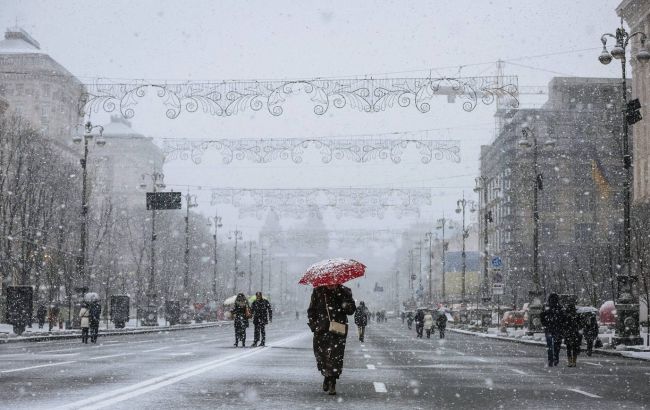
[540,223,557,241]
[575,191,594,212]
[575,223,594,242]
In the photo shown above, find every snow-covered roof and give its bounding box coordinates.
[101,115,145,138]
[0,27,42,54]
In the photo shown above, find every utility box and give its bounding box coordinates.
[5,286,33,335]
[110,295,130,328]
[165,300,180,326]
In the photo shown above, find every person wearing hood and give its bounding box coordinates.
[540,293,565,367]
[414,309,425,338]
[436,311,447,338]
[36,303,47,329]
[583,313,599,357]
[88,298,102,344]
[231,293,250,347]
[354,301,369,342]
[308,284,356,396]
[250,292,272,347]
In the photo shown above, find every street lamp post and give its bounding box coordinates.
[139,170,165,326]
[519,127,555,333]
[72,121,105,291]
[228,229,243,294]
[436,216,452,304]
[207,211,222,300]
[183,189,198,303]
[456,195,477,305]
[425,232,433,304]
[599,19,650,345]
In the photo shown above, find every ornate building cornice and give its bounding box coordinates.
[80,75,518,119]
[162,137,461,164]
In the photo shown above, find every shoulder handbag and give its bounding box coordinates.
[325,295,347,336]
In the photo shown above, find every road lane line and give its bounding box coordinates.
[142,346,170,353]
[0,360,77,373]
[567,388,602,398]
[475,357,487,362]
[40,347,84,353]
[363,354,371,359]
[367,364,376,370]
[510,368,526,375]
[89,353,134,361]
[373,382,387,393]
[583,361,603,367]
[54,332,309,410]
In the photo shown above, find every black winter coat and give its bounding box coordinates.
[308,285,356,334]
[231,303,249,328]
[354,305,369,326]
[251,299,272,324]
[583,315,599,339]
[415,310,425,325]
[541,305,565,337]
[89,301,102,325]
[563,309,583,348]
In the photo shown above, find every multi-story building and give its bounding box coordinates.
[480,77,624,307]
[0,27,83,144]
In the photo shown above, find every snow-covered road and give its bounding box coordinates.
[1,318,648,409]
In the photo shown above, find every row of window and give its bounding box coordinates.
[0,82,76,103]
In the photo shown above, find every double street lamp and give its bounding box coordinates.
[518,127,555,333]
[228,229,243,294]
[474,176,497,304]
[207,211,222,300]
[436,216,453,304]
[73,121,105,290]
[456,195,476,305]
[183,189,198,302]
[599,19,649,345]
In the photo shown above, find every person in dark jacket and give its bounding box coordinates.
[308,284,356,396]
[436,311,447,338]
[250,292,272,347]
[88,299,101,344]
[563,303,582,367]
[36,303,47,329]
[406,311,414,330]
[583,313,599,357]
[414,309,425,338]
[354,301,369,342]
[540,293,565,367]
[231,293,250,347]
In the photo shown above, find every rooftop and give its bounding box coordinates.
[0,27,42,54]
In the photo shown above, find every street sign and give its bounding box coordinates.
[492,283,504,295]
[146,192,182,210]
[491,256,502,268]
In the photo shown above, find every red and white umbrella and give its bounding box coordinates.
[298,258,366,287]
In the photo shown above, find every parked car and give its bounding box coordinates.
[501,310,525,329]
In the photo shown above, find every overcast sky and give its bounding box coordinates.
[1,0,626,235]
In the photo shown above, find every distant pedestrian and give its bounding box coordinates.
[436,311,447,339]
[424,311,434,339]
[308,284,356,396]
[563,303,582,367]
[88,298,102,344]
[48,303,59,331]
[583,314,599,357]
[296,310,300,320]
[540,293,565,367]
[406,311,414,330]
[354,301,369,342]
[250,292,272,347]
[36,303,47,329]
[231,293,250,347]
[79,303,90,344]
[415,309,425,338]
[401,311,405,324]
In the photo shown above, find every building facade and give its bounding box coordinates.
[480,77,624,307]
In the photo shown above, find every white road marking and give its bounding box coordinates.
[0,360,77,373]
[366,364,376,370]
[53,332,309,410]
[362,348,368,352]
[142,346,170,353]
[511,368,526,375]
[363,354,372,359]
[168,352,193,356]
[567,388,602,398]
[373,382,388,393]
[517,350,528,354]
[89,353,134,361]
[583,361,603,367]
[40,347,83,353]
[475,357,487,362]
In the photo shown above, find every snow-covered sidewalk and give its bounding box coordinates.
[449,326,650,362]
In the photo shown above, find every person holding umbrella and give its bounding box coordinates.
[302,258,361,396]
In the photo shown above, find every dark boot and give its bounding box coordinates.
[328,378,336,395]
[323,376,330,392]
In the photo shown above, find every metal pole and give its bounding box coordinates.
[148,179,157,298]
[442,220,446,304]
[427,233,433,304]
[532,132,540,291]
[260,248,265,293]
[183,190,191,298]
[77,133,89,288]
[212,210,219,300]
[233,229,239,294]
[461,199,467,304]
[248,241,252,295]
[482,178,490,301]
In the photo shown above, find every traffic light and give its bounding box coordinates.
[626,98,642,125]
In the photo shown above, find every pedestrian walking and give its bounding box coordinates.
[48,303,59,331]
[354,301,369,342]
[231,293,250,347]
[88,296,101,344]
[540,293,565,367]
[436,310,447,339]
[583,313,599,357]
[36,303,47,329]
[563,302,582,367]
[406,311,414,330]
[414,308,425,338]
[296,310,300,320]
[250,292,272,347]
[307,284,356,396]
[79,303,90,344]
[424,310,434,339]
[400,311,405,324]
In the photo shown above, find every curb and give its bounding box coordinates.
[0,321,228,344]
[449,327,650,362]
